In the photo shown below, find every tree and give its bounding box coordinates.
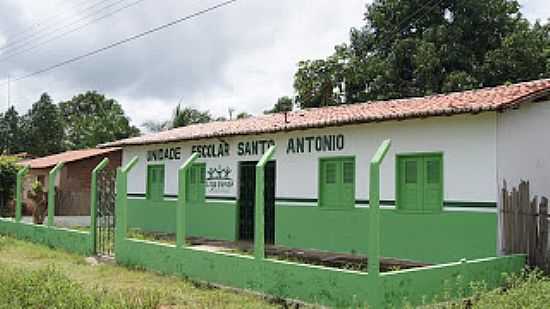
[0,156,20,214]
[265,96,294,114]
[25,93,65,156]
[236,112,252,119]
[0,107,26,155]
[59,91,140,149]
[171,105,212,128]
[293,0,550,108]
[142,120,168,133]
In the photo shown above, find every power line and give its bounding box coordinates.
[0,0,238,86]
[2,0,93,41]
[0,0,147,62]
[0,0,124,53]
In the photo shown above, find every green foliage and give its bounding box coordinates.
[265,96,293,114]
[59,91,140,149]
[25,93,65,157]
[0,107,25,155]
[468,270,550,308]
[171,104,212,128]
[0,156,20,211]
[293,0,550,108]
[236,112,252,119]
[141,120,168,133]
[0,265,161,309]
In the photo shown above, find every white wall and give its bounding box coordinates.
[123,112,498,203]
[497,100,550,199]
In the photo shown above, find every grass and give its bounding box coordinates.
[2,233,548,308]
[406,269,550,309]
[0,235,293,308]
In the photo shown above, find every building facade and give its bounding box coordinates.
[103,79,550,263]
[21,148,121,216]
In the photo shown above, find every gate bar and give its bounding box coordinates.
[47,162,64,227]
[15,165,29,222]
[255,145,276,260]
[89,158,110,255]
[177,152,199,248]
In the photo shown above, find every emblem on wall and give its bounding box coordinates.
[206,165,234,193]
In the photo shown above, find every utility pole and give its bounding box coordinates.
[7,74,10,109]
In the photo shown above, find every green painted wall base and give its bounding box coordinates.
[0,218,92,256]
[276,206,497,263]
[127,198,496,264]
[115,237,524,307]
[127,199,237,241]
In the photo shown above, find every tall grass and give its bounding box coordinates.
[0,264,162,309]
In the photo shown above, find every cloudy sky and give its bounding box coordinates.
[0,0,548,129]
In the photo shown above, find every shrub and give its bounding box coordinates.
[0,156,21,216]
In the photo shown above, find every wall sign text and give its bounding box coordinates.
[286,134,344,154]
[237,139,275,156]
[191,143,229,158]
[147,147,182,162]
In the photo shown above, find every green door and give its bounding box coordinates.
[423,155,443,211]
[398,157,423,211]
[320,160,340,208]
[397,154,443,212]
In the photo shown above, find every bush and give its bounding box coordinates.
[0,264,162,309]
[0,156,20,215]
[469,269,550,308]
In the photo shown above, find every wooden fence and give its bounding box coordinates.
[500,180,550,272]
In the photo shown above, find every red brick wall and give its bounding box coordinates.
[57,150,122,216]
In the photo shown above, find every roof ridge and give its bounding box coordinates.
[100,78,550,148]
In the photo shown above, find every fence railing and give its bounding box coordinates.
[500,180,550,272]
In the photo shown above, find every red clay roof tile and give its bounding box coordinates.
[101,79,550,147]
[21,148,121,169]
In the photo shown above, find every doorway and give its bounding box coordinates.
[238,161,276,244]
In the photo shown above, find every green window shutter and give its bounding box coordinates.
[147,165,165,201]
[200,166,206,184]
[405,160,417,184]
[325,161,337,184]
[423,155,443,212]
[341,159,355,207]
[397,154,443,212]
[186,163,205,204]
[319,157,354,209]
[320,160,339,208]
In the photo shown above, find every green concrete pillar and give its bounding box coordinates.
[367,139,391,307]
[89,158,110,255]
[47,162,64,227]
[15,165,29,222]
[115,157,139,247]
[254,145,276,260]
[177,152,199,248]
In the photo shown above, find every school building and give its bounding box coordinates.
[101,79,550,263]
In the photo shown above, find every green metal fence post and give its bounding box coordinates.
[367,139,391,307]
[255,145,276,260]
[16,165,29,222]
[47,162,65,227]
[177,153,199,248]
[115,157,139,248]
[89,158,110,255]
